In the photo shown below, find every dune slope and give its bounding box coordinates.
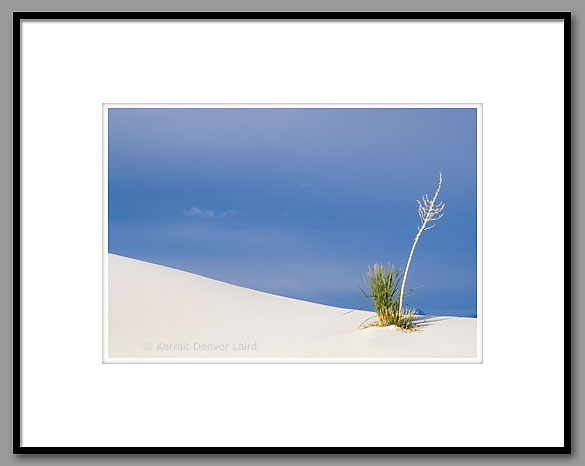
[107,254,477,359]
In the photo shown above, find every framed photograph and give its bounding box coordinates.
[15,12,570,452]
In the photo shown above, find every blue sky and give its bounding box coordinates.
[108,107,477,317]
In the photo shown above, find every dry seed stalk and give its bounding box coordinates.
[398,173,445,311]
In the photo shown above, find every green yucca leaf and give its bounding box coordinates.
[357,263,419,330]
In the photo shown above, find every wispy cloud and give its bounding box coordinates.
[182,206,239,219]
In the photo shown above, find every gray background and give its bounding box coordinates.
[2,0,581,464]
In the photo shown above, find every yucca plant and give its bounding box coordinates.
[358,264,417,330]
[355,172,445,332]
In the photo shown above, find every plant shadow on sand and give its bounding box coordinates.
[413,315,451,329]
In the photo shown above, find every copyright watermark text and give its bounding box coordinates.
[142,341,257,352]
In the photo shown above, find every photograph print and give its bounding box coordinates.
[104,104,480,361]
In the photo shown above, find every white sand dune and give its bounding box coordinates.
[107,254,477,360]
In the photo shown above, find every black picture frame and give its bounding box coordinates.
[13,11,572,454]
